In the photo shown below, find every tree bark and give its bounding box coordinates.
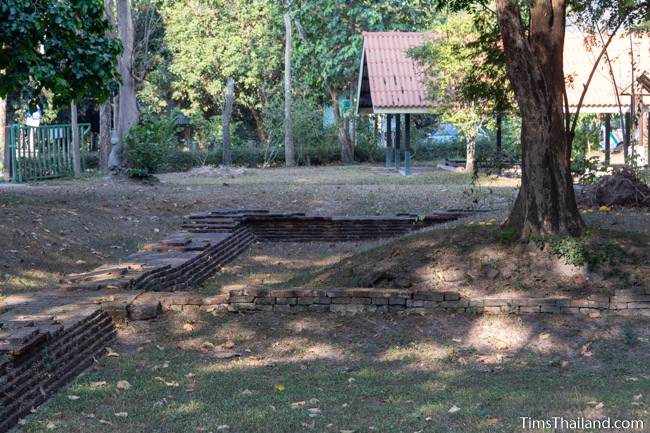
[330,88,353,163]
[222,77,235,167]
[99,0,114,173]
[283,10,295,166]
[0,96,7,181]
[99,102,111,172]
[109,0,138,174]
[465,135,475,173]
[71,102,82,177]
[251,108,266,145]
[496,0,584,238]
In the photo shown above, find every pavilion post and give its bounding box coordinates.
[394,114,401,170]
[604,113,611,166]
[386,113,393,168]
[624,111,631,162]
[645,111,650,166]
[404,114,411,176]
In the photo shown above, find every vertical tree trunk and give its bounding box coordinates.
[99,102,111,172]
[71,102,82,177]
[109,0,138,174]
[222,77,235,167]
[495,113,503,173]
[465,135,475,173]
[0,96,7,181]
[99,0,115,173]
[330,88,353,163]
[283,9,295,166]
[251,108,266,145]
[496,0,584,239]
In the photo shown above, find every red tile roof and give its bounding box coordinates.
[564,31,650,112]
[360,32,438,112]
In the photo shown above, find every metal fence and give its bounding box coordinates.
[7,124,92,182]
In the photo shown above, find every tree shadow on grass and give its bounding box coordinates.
[23,309,650,433]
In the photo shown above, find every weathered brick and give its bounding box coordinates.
[274,304,291,312]
[412,291,444,301]
[308,304,330,312]
[276,297,297,305]
[297,297,316,305]
[406,299,424,308]
[331,297,371,305]
[203,294,229,305]
[254,304,274,311]
[315,297,331,304]
[388,297,406,305]
[254,297,276,305]
[627,302,650,309]
[372,297,388,305]
[442,292,460,301]
[228,302,256,312]
[230,296,254,303]
[330,304,377,314]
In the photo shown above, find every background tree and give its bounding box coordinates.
[109,0,139,173]
[283,1,295,166]
[412,13,513,173]
[160,0,283,145]
[222,77,235,167]
[292,0,437,163]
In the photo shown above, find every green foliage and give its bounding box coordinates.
[192,115,242,151]
[125,112,179,178]
[543,236,589,267]
[537,235,626,270]
[0,0,121,106]
[159,0,283,117]
[499,227,518,243]
[262,95,337,165]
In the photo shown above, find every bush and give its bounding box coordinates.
[125,112,179,178]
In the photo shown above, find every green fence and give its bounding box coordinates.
[8,124,91,182]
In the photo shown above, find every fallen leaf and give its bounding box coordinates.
[308,408,321,417]
[275,383,285,392]
[291,401,306,409]
[46,421,56,430]
[222,340,236,349]
[67,395,80,400]
[114,412,128,417]
[241,389,253,396]
[91,381,107,388]
[182,323,194,332]
[106,347,120,357]
[448,405,461,414]
[116,380,131,390]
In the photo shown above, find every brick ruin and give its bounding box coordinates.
[3,208,650,431]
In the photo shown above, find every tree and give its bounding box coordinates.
[435,0,645,239]
[71,102,82,177]
[0,97,6,180]
[283,3,295,166]
[292,0,437,163]
[222,77,235,167]
[0,0,121,105]
[412,13,513,174]
[161,0,283,144]
[109,0,139,173]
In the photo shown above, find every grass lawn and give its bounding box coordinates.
[22,311,650,433]
[0,165,518,296]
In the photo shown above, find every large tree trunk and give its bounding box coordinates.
[222,77,235,167]
[71,102,82,177]
[109,0,138,174]
[283,10,295,166]
[465,136,475,174]
[99,0,114,173]
[330,88,353,163]
[0,96,7,181]
[496,0,584,239]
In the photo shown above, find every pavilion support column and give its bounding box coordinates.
[624,111,631,162]
[645,111,650,166]
[604,113,611,167]
[386,113,393,169]
[394,113,401,170]
[404,114,411,176]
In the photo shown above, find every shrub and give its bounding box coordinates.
[125,112,179,178]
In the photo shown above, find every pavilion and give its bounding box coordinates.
[356,30,650,170]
